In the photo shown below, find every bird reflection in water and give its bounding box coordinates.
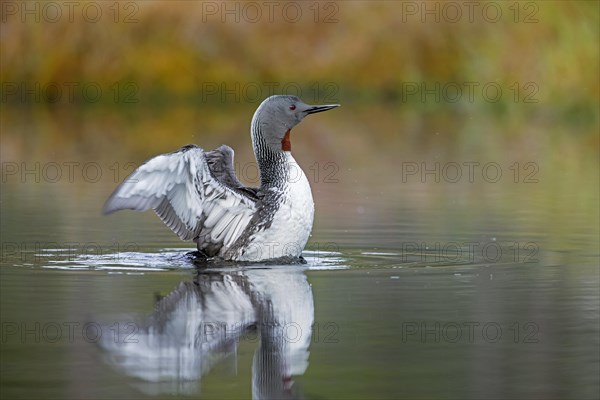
[99,267,314,399]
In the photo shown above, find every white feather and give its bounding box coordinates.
[104,146,256,253]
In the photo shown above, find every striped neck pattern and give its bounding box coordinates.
[251,111,290,189]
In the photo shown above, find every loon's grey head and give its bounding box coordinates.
[252,95,340,152]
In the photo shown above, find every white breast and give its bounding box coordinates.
[237,154,314,261]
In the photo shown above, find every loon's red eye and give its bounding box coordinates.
[289,105,296,110]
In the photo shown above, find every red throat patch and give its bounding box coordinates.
[281,129,291,151]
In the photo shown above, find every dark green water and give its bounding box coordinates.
[1,108,599,399]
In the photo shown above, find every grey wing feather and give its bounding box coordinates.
[103,145,257,253]
[205,145,259,200]
[205,145,244,189]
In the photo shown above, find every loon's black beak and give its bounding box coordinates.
[304,104,340,115]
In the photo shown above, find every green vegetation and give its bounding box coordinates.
[1,1,598,167]
[1,1,598,122]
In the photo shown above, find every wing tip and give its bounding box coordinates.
[101,197,121,215]
[216,144,234,154]
[102,195,154,215]
[101,204,115,216]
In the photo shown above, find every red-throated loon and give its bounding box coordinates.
[103,95,339,262]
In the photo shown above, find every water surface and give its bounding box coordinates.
[1,107,598,399]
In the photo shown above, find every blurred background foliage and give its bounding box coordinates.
[1,1,598,119]
[0,1,598,221]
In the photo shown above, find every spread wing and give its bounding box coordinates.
[103,145,257,254]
